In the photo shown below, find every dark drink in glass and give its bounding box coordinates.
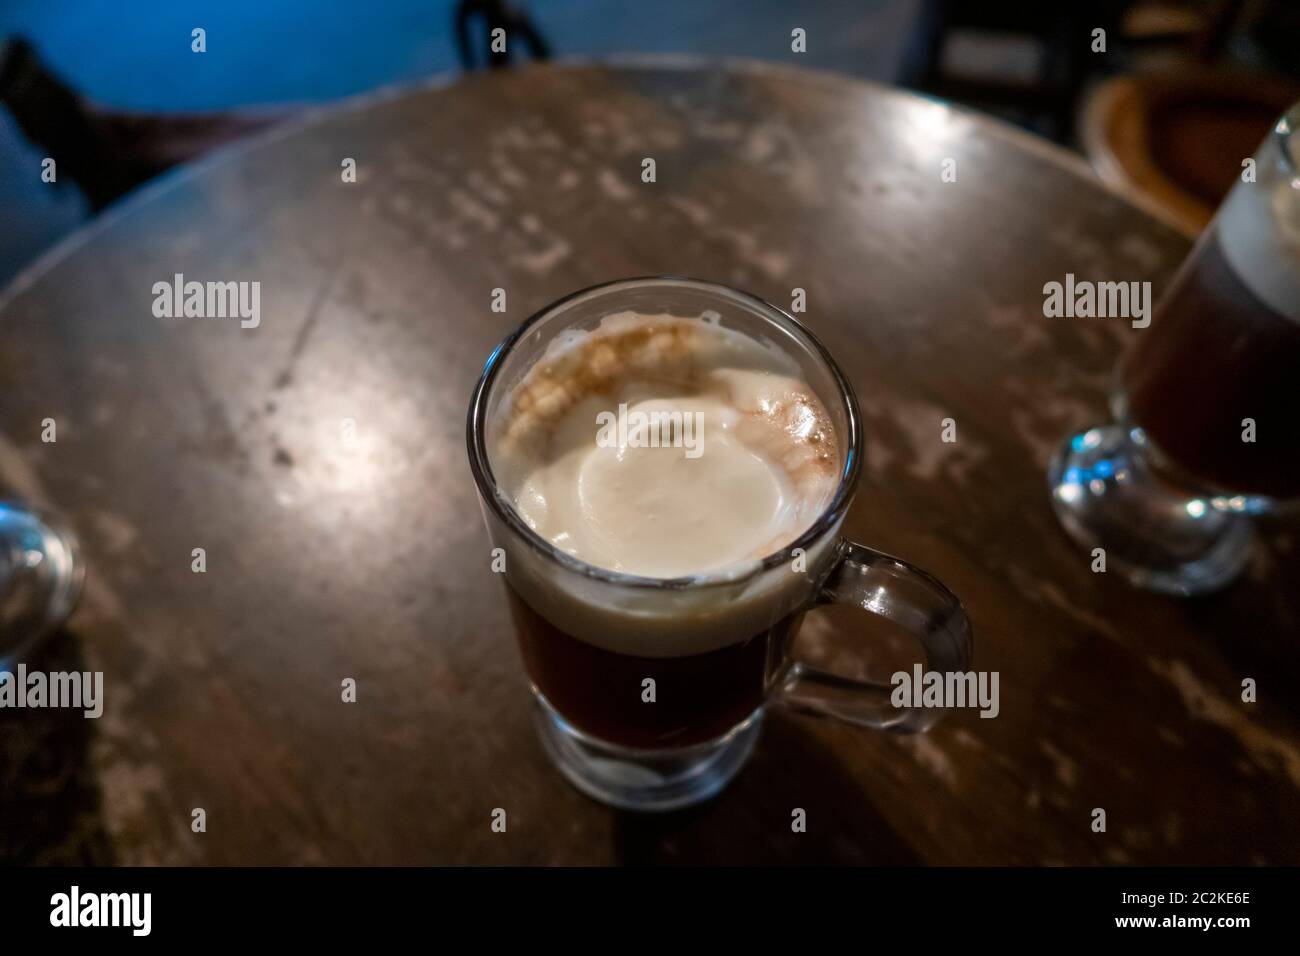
[1049,102,1300,594]
[507,584,799,749]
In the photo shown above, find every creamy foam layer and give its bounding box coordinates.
[1216,129,1300,322]
[492,312,841,579]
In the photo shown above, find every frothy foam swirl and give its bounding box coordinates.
[490,312,841,578]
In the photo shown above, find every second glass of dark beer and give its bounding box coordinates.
[1049,102,1300,594]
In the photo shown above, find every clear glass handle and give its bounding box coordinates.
[776,540,973,733]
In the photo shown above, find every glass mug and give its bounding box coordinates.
[1049,102,1300,595]
[466,277,973,811]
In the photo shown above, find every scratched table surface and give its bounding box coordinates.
[1,60,1297,865]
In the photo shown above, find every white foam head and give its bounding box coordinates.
[492,311,840,578]
[1216,113,1300,322]
[484,309,848,657]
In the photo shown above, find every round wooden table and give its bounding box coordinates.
[2,60,1297,865]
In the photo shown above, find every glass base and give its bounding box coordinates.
[531,688,763,812]
[0,500,84,667]
[1048,425,1254,596]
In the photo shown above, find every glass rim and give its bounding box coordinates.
[1275,100,1299,180]
[465,276,865,591]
